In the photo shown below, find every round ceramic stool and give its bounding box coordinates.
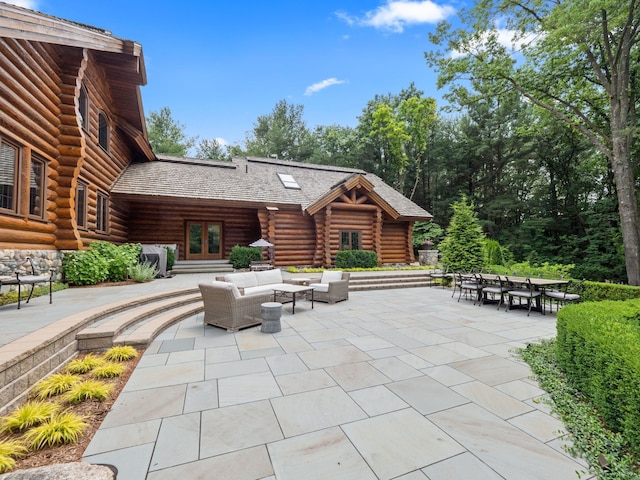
[261,302,282,333]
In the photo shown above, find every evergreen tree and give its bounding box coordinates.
[439,195,485,272]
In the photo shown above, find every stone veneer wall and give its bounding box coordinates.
[0,249,63,280]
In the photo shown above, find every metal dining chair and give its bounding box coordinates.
[544,279,584,312]
[507,277,543,316]
[481,275,510,310]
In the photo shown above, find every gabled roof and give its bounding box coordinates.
[0,1,150,143]
[111,156,432,221]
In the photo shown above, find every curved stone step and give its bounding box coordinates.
[77,292,202,351]
[113,303,204,348]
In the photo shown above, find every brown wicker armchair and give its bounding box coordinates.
[199,281,272,332]
[308,271,350,304]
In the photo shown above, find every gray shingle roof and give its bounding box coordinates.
[111,155,431,220]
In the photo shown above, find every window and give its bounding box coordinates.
[78,84,88,131]
[29,156,45,218]
[0,139,18,212]
[96,191,109,232]
[98,112,109,152]
[340,230,361,250]
[277,173,301,190]
[76,180,87,228]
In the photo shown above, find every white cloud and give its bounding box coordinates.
[215,137,229,146]
[304,78,347,96]
[337,1,455,33]
[4,0,39,9]
[450,28,539,58]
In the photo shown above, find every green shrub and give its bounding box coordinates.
[556,299,640,454]
[103,345,139,362]
[439,195,485,272]
[487,261,574,279]
[335,250,378,268]
[23,411,88,449]
[228,245,262,269]
[62,250,109,286]
[164,246,175,271]
[482,239,512,266]
[581,281,640,302]
[89,241,141,282]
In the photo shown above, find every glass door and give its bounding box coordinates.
[186,222,222,260]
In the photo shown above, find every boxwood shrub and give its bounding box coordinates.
[335,250,378,269]
[581,281,640,302]
[228,246,262,269]
[556,298,640,453]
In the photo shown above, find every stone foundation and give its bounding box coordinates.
[0,249,62,280]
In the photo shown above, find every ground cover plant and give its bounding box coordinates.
[0,346,140,473]
[519,340,640,479]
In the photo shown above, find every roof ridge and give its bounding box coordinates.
[243,156,365,174]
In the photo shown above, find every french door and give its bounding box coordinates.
[186,222,222,260]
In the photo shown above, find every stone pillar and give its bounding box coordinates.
[418,249,439,266]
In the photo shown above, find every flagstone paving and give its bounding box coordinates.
[80,282,591,480]
[0,274,593,479]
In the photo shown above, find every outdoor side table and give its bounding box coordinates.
[261,302,282,333]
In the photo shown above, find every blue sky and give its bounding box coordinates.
[9,0,466,147]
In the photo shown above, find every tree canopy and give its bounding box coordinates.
[146,107,196,157]
[425,0,640,284]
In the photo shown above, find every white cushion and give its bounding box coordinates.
[210,280,242,298]
[223,272,258,288]
[309,283,329,293]
[255,268,282,285]
[321,270,343,283]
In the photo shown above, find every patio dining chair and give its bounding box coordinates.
[481,275,509,310]
[544,279,584,313]
[507,278,543,316]
[457,272,484,304]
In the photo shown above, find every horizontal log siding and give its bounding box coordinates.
[124,202,261,261]
[272,209,315,266]
[0,39,62,250]
[328,208,375,263]
[75,54,138,246]
[380,221,411,264]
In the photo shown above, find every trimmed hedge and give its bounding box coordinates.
[228,246,262,269]
[335,250,378,269]
[556,299,640,454]
[581,281,640,302]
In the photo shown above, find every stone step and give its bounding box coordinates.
[350,281,433,291]
[76,291,201,351]
[172,260,233,274]
[0,287,202,416]
[113,303,204,348]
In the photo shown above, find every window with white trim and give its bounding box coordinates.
[76,180,88,228]
[79,84,89,132]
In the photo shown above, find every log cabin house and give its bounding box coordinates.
[0,2,431,276]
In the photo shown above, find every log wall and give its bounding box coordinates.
[381,221,413,264]
[0,38,141,253]
[125,202,261,260]
[0,39,63,251]
[271,209,315,266]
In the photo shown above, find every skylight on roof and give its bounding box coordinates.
[278,173,301,190]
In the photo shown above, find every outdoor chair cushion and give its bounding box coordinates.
[223,271,258,289]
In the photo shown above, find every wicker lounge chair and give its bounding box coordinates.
[308,271,350,304]
[199,281,272,332]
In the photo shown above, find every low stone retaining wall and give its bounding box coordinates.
[0,249,62,279]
